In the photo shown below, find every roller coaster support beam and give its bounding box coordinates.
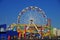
[47,18,51,27]
[8,35,11,40]
[18,32,21,40]
[24,25,27,40]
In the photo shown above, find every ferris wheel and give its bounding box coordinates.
[17,6,47,25]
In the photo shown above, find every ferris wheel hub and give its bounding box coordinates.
[30,19,33,24]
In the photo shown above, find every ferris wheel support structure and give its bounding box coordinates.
[17,6,51,38]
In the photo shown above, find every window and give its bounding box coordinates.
[0,28,5,32]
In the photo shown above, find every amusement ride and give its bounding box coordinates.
[7,6,54,39]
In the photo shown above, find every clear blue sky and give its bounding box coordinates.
[0,0,60,28]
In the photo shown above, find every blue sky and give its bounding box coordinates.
[0,0,60,28]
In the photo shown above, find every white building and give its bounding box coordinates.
[53,28,57,36]
[53,28,60,36]
[57,29,60,36]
